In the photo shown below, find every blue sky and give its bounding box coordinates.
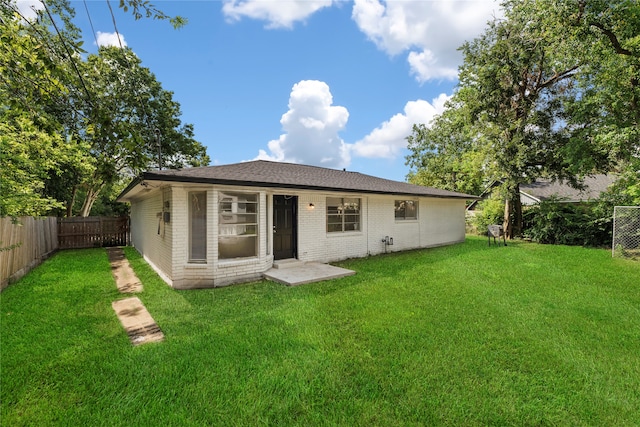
[19,0,501,182]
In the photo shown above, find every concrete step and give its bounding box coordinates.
[272,259,304,269]
[264,262,356,286]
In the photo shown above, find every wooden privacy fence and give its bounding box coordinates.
[1,217,58,290]
[58,217,130,249]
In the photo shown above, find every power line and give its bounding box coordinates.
[105,0,125,50]
[3,4,89,121]
[105,0,162,169]
[39,0,94,108]
[82,0,98,47]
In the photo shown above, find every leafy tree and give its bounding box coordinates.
[1,1,208,218]
[74,46,209,216]
[567,0,640,190]
[406,0,639,238]
[406,101,485,197]
[1,115,61,218]
[0,1,93,218]
[117,0,187,28]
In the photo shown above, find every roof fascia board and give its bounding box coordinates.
[520,191,541,204]
[116,177,142,202]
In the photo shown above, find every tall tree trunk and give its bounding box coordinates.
[66,185,77,217]
[503,183,523,239]
[78,184,104,217]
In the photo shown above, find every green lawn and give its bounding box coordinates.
[2,236,639,426]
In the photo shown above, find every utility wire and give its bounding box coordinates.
[4,4,89,121]
[82,0,98,47]
[105,0,125,50]
[10,5,72,71]
[40,0,94,108]
[105,0,162,169]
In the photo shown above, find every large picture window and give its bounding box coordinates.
[395,200,418,220]
[327,197,361,233]
[189,192,207,262]
[219,192,258,259]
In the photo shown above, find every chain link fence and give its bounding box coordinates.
[612,206,640,259]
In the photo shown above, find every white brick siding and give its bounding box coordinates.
[130,187,173,284]
[129,184,467,289]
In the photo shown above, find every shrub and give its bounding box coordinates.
[523,184,635,247]
[471,198,504,235]
[523,198,594,245]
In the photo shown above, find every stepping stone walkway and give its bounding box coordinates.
[107,247,164,346]
[112,297,164,345]
[107,247,143,293]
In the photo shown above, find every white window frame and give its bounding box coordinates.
[327,197,361,233]
[189,191,207,263]
[218,191,259,259]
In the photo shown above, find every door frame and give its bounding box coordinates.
[272,195,298,260]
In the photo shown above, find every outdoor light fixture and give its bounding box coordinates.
[309,203,315,209]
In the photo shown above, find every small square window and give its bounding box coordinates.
[395,200,418,220]
[327,197,361,232]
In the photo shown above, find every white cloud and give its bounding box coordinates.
[222,0,334,29]
[352,0,501,82]
[14,0,42,21]
[96,31,127,48]
[407,50,458,82]
[219,0,501,82]
[255,80,350,168]
[350,94,450,158]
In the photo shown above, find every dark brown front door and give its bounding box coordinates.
[273,195,297,260]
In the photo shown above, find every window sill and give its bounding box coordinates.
[185,262,208,269]
[218,257,261,268]
[326,231,363,237]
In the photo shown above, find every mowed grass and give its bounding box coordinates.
[1,236,639,426]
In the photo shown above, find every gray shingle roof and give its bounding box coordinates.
[520,174,617,202]
[123,160,478,200]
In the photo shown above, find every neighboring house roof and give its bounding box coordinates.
[118,160,480,202]
[466,174,617,210]
[519,174,617,203]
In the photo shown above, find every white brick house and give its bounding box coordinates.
[117,161,478,289]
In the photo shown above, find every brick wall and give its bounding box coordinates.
[130,184,467,289]
[130,187,173,284]
[297,194,466,262]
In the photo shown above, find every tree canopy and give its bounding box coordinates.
[0,0,208,218]
[406,0,640,238]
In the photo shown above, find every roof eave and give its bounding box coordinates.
[139,172,480,200]
[116,176,143,203]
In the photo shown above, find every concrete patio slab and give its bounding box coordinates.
[264,261,355,286]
